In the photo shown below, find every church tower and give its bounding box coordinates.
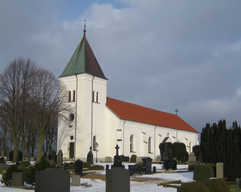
[57,27,108,161]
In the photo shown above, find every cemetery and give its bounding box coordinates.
[0,143,241,192]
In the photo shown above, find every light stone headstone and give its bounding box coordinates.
[105,156,112,163]
[71,175,80,186]
[12,172,24,187]
[216,162,224,178]
[136,157,143,163]
[57,149,63,168]
[189,155,196,162]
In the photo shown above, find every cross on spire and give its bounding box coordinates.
[83,20,86,37]
[175,109,178,115]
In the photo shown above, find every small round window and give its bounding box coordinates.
[69,113,74,121]
[70,136,74,140]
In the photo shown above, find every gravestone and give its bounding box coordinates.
[236,178,241,188]
[106,168,130,192]
[87,147,93,164]
[128,165,138,176]
[136,157,143,163]
[75,159,83,175]
[142,157,152,174]
[189,153,196,162]
[105,156,112,163]
[35,168,70,192]
[164,157,177,170]
[153,166,156,173]
[51,150,57,162]
[71,175,80,186]
[113,145,122,168]
[48,159,55,165]
[216,162,224,178]
[0,162,6,171]
[57,149,63,168]
[122,156,129,162]
[12,172,24,187]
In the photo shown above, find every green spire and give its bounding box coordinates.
[59,35,106,79]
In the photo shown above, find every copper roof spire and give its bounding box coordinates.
[83,20,86,37]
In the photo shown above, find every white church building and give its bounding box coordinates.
[57,30,199,162]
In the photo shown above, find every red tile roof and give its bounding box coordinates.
[106,97,198,133]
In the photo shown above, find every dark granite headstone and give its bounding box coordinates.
[87,147,93,164]
[12,172,24,186]
[122,156,129,162]
[35,168,70,192]
[106,165,109,170]
[106,167,130,192]
[142,157,152,174]
[164,157,177,170]
[128,165,138,176]
[75,159,83,175]
[153,166,156,173]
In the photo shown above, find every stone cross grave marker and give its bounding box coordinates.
[113,145,122,168]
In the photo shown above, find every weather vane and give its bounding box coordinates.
[83,20,86,36]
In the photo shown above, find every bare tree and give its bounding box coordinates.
[32,69,62,162]
[0,57,37,162]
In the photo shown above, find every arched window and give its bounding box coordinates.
[93,136,98,151]
[130,135,134,152]
[148,137,152,153]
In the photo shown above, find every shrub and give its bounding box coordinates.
[195,149,202,162]
[204,179,231,192]
[24,166,36,185]
[8,150,22,161]
[19,161,31,170]
[64,162,75,169]
[193,164,214,183]
[89,165,104,170]
[130,155,137,162]
[177,150,188,162]
[193,145,201,155]
[24,156,55,186]
[188,164,197,171]
[159,142,172,157]
[83,162,91,169]
[206,163,216,177]
[0,165,21,186]
[172,142,186,157]
[0,157,5,163]
[178,181,210,192]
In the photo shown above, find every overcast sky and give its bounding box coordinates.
[1,0,241,134]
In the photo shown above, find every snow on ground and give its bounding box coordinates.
[0,163,194,192]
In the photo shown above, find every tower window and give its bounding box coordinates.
[96,92,99,103]
[73,90,75,102]
[68,91,71,102]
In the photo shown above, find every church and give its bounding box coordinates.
[57,29,199,162]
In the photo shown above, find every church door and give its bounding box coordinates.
[69,142,75,158]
